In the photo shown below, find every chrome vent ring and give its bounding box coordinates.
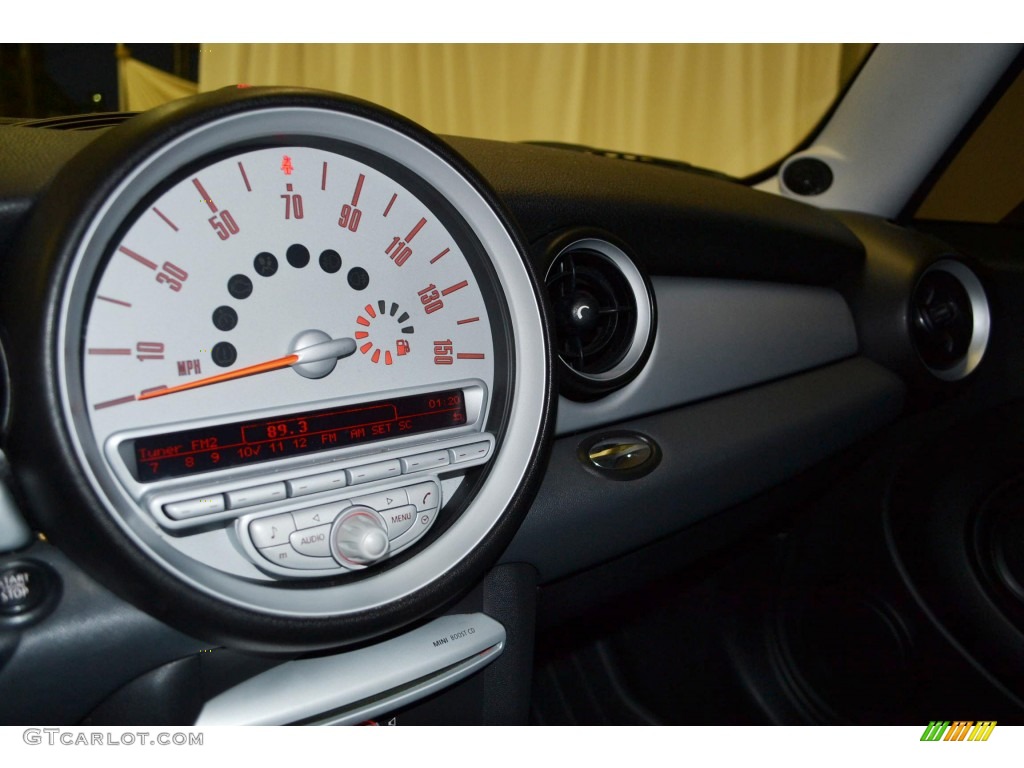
[544,236,655,400]
[910,259,990,381]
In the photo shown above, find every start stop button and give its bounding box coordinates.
[0,560,58,622]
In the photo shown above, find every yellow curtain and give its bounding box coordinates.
[117,48,198,112]
[198,44,842,177]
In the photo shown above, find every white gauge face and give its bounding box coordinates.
[84,145,496,473]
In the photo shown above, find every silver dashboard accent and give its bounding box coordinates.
[546,237,654,384]
[195,613,505,725]
[236,477,442,577]
[556,277,858,435]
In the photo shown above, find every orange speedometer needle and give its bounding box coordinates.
[138,337,356,400]
[139,354,298,400]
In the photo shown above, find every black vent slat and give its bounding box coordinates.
[545,249,637,376]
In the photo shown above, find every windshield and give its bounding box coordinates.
[1,43,872,178]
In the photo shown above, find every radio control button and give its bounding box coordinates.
[351,488,407,512]
[226,482,287,509]
[390,504,439,550]
[449,442,490,463]
[331,508,390,566]
[287,470,347,497]
[346,459,402,485]
[401,450,450,474]
[249,513,296,548]
[289,524,332,557]
[164,494,225,520]
[258,544,338,571]
[381,504,417,539]
[292,501,349,530]
[405,481,439,512]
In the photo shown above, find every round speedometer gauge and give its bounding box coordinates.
[7,88,552,650]
[85,144,498,489]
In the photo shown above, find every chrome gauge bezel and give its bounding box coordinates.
[54,98,549,625]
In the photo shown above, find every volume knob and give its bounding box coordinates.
[331,507,390,567]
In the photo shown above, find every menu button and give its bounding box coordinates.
[384,505,417,538]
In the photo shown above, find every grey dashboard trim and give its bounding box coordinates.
[556,277,858,435]
[196,613,505,725]
[508,357,905,582]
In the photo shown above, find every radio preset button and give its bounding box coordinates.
[346,459,402,485]
[449,442,490,463]
[400,450,450,474]
[287,470,347,497]
[292,501,349,530]
[289,524,333,557]
[164,494,226,520]
[226,482,287,509]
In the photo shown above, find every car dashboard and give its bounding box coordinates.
[1,79,1023,726]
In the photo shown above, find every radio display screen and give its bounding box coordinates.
[130,389,467,481]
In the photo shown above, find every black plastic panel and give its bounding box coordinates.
[0,126,99,255]
[0,543,208,725]
[447,136,865,285]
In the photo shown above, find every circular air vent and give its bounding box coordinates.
[909,259,989,381]
[544,236,654,400]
